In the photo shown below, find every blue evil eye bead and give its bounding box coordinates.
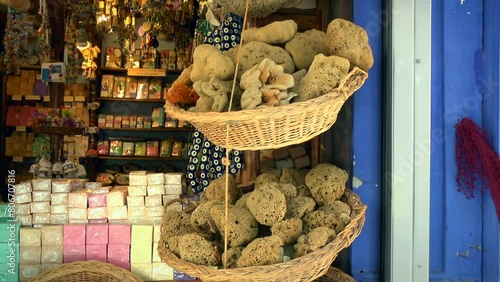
[216,166,222,172]
[234,156,240,163]
[223,27,229,33]
[200,164,205,170]
[230,35,236,41]
[215,37,220,43]
[202,148,208,154]
[202,180,209,186]
[231,168,237,174]
[213,29,219,36]
[236,163,243,169]
[223,35,229,41]
[204,141,211,147]
[187,172,194,179]
[214,145,220,151]
[216,173,223,179]
[224,43,230,49]
[213,159,219,166]
[201,155,208,162]
[190,180,197,186]
[188,164,196,170]
[193,144,200,150]
[233,150,240,156]
[215,44,221,50]
[200,172,206,178]
[213,152,219,158]
[210,167,215,173]
[193,131,200,137]
[190,150,198,157]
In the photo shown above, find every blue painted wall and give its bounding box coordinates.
[351,0,499,281]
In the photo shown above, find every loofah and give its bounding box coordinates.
[294,227,336,257]
[178,233,221,266]
[305,163,348,205]
[326,18,374,71]
[204,176,241,204]
[295,54,350,102]
[246,186,287,226]
[271,218,303,244]
[236,235,285,268]
[210,205,259,248]
[302,210,344,234]
[285,29,329,70]
[286,196,316,219]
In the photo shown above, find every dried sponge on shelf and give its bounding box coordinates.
[178,233,221,266]
[246,186,286,226]
[305,163,348,205]
[210,205,259,248]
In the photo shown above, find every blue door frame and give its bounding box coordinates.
[350,0,499,281]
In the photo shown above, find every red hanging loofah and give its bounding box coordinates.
[455,117,500,221]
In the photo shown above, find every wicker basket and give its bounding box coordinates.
[164,67,368,151]
[29,260,144,282]
[315,267,357,282]
[158,189,367,282]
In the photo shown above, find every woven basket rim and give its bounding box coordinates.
[29,260,145,282]
[158,189,367,281]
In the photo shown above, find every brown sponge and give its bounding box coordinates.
[236,236,284,268]
[254,173,279,189]
[246,186,287,226]
[190,201,220,238]
[161,210,194,239]
[204,176,241,204]
[280,168,311,197]
[294,227,337,257]
[210,205,259,248]
[271,218,303,244]
[222,247,243,269]
[235,193,251,209]
[286,196,316,219]
[302,210,344,234]
[305,163,348,205]
[178,233,221,266]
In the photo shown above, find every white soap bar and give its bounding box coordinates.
[31,202,50,213]
[51,193,69,205]
[68,190,89,208]
[50,205,69,214]
[152,262,174,280]
[15,181,32,194]
[127,217,148,225]
[68,207,87,219]
[50,214,69,225]
[32,179,51,191]
[143,217,162,225]
[18,215,32,226]
[147,173,165,185]
[152,242,161,262]
[32,213,51,224]
[107,188,128,207]
[147,185,164,196]
[16,203,31,215]
[41,225,63,246]
[109,219,128,224]
[131,263,152,281]
[153,225,161,243]
[20,264,42,282]
[128,185,147,196]
[145,206,164,217]
[127,196,144,207]
[20,228,41,247]
[164,172,184,185]
[51,180,72,193]
[145,195,163,206]
[164,184,183,195]
[162,194,180,205]
[88,207,108,219]
[128,206,145,217]
[32,191,51,202]
[14,193,32,204]
[107,206,128,220]
[20,246,41,264]
[41,245,63,264]
[129,173,148,186]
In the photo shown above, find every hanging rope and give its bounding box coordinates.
[222,0,252,267]
[455,117,500,221]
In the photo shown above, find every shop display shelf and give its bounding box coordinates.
[98,127,193,132]
[97,155,186,161]
[99,97,166,103]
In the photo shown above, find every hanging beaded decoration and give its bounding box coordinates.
[38,0,51,64]
[186,9,245,195]
[3,7,32,74]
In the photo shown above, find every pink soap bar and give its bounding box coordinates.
[107,244,130,264]
[63,245,86,263]
[63,225,86,245]
[86,224,109,245]
[113,261,130,271]
[86,244,107,262]
[108,225,131,245]
[88,193,107,207]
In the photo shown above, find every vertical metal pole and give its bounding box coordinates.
[385,0,431,281]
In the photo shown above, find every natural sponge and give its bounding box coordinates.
[235,193,251,209]
[190,201,220,238]
[204,176,241,205]
[326,18,374,71]
[161,210,194,239]
[246,186,287,226]
[242,20,298,44]
[302,210,344,234]
[228,41,295,79]
[215,0,294,18]
[294,227,337,257]
[178,233,221,266]
[280,168,310,196]
[222,247,243,269]
[190,44,235,82]
[286,196,316,219]
[236,236,284,268]
[285,29,329,70]
[271,218,303,244]
[295,54,350,102]
[166,65,199,105]
[254,173,280,189]
[305,163,348,205]
[210,205,259,248]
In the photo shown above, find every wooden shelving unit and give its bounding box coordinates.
[96,155,186,161]
[98,97,166,103]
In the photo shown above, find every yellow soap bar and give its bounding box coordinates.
[41,263,62,272]
[128,206,145,218]
[20,246,41,264]
[145,195,163,207]
[145,206,164,217]
[51,193,69,205]
[146,185,164,196]
[88,207,108,219]
[68,190,89,208]
[152,243,161,262]
[20,228,41,247]
[131,225,153,246]
[18,215,32,226]
[147,173,165,185]
[16,203,31,215]
[130,245,153,264]
[131,263,153,281]
[127,196,144,207]
[68,208,88,219]
[50,205,69,214]
[32,213,51,225]
[107,187,128,207]
[20,264,42,282]
[164,184,183,195]
[164,172,184,185]
[31,202,50,213]
[50,214,69,225]
[41,245,63,264]
[108,206,128,220]
[32,191,51,202]
[128,185,147,196]
[153,225,161,243]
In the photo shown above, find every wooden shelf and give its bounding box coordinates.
[99,67,183,75]
[10,95,50,102]
[99,97,165,103]
[97,155,186,161]
[99,127,193,132]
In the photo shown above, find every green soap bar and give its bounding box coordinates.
[0,263,19,282]
[0,240,19,263]
[0,222,19,243]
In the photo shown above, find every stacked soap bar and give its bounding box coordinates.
[19,225,63,282]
